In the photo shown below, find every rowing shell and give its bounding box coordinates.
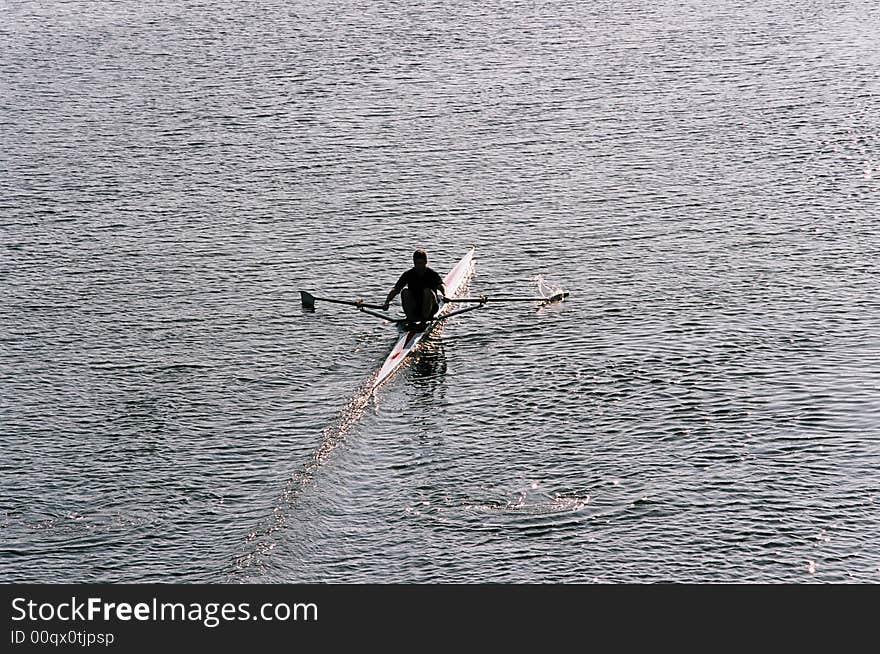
[372,247,476,392]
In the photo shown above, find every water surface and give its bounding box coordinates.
[1,0,878,583]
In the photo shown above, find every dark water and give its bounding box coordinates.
[1,0,878,583]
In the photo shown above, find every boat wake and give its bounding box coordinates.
[229,375,377,580]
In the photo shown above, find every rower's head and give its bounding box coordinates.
[413,249,428,271]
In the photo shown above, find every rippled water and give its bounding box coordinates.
[1,0,878,583]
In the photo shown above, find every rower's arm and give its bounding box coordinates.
[385,272,408,309]
[383,287,399,308]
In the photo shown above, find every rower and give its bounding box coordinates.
[383,249,446,329]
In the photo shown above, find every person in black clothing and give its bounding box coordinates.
[383,249,445,326]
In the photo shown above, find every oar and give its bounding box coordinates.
[447,291,569,304]
[300,291,387,311]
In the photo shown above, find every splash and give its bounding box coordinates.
[464,492,592,515]
[531,274,567,308]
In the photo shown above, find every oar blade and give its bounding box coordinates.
[300,290,316,310]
